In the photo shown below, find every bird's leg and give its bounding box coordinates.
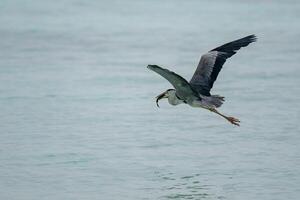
[209,108,240,126]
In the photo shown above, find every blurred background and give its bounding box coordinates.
[0,0,299,199]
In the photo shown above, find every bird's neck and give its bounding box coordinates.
[168,91,184,106]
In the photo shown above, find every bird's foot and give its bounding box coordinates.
[226,116,240,126]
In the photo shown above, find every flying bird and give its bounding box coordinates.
[147,35,257,126]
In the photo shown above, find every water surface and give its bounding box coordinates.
[0,0,300,199]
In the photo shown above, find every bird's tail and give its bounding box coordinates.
[210,95,225,108]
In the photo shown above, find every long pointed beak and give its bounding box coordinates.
[156,92,167,108]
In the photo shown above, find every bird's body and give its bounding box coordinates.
[164,89,223,110]
[148,35,257,126]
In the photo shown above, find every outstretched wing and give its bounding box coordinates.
[190,34,257,96]
[147,65,200,100]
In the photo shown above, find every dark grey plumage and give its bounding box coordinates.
[190,34,257,96]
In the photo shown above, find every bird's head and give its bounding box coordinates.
[155,89,175,107]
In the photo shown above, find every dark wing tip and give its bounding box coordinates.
[147,64,158,70]
[246,34,257,43]
[210,34,257,54]
[236,34,257,47]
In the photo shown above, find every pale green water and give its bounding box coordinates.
[0,0,300,199]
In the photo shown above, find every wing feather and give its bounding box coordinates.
[190,35,257,96]
[147,65,199,101]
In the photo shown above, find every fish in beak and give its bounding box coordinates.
[156,91,167,108]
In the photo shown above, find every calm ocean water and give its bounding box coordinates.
[0,0,300,199]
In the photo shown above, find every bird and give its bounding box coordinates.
[147,34,257,126]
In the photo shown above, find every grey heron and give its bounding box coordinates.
[147,35,257,126]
